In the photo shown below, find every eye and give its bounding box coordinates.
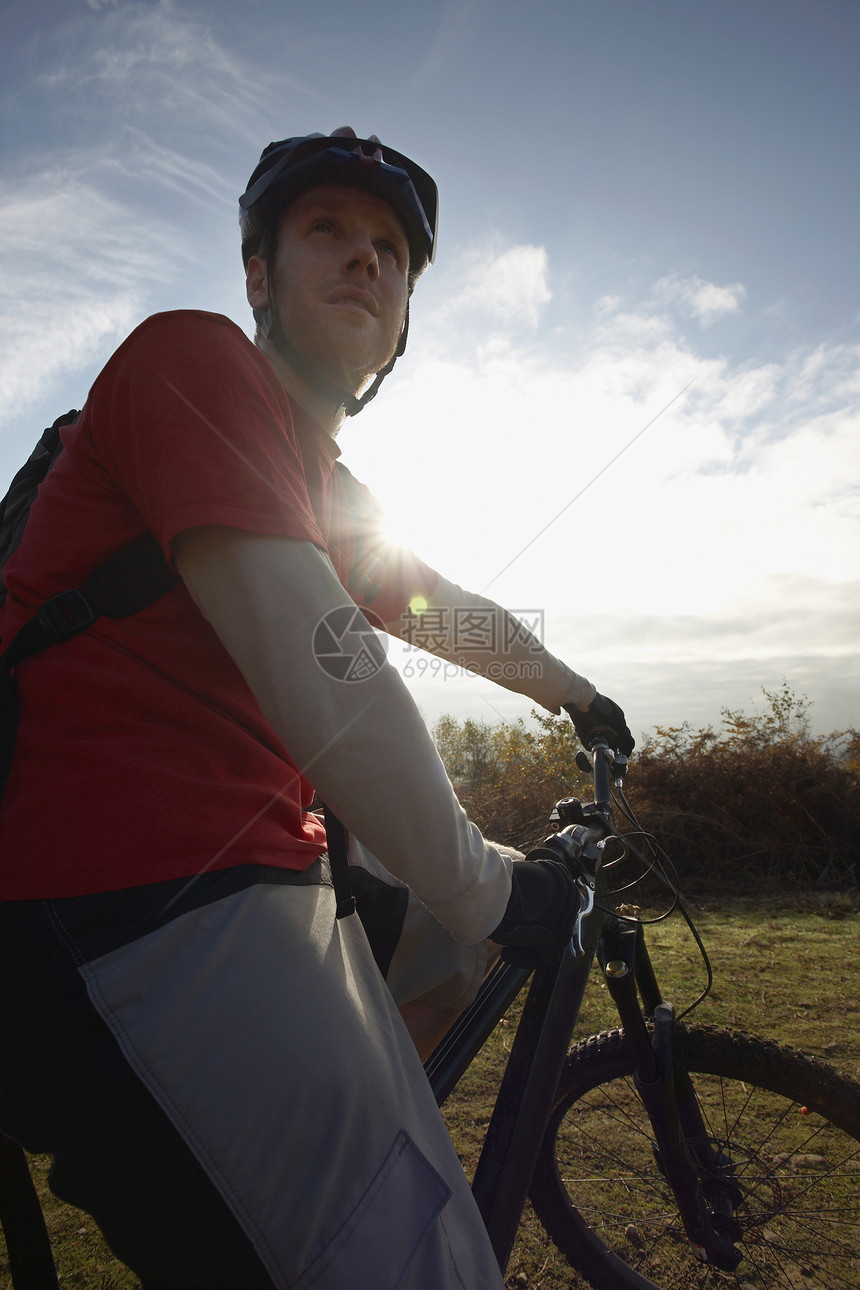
[309,217,335,235]
[377,237,409,271]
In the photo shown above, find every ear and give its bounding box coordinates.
[245,254,269,311]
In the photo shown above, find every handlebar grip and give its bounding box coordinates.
[526,822,610,869]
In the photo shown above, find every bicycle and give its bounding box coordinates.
[1,733,858,1289]
[425,734,860,1289]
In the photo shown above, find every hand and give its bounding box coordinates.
[490,859,579,969]
[563,693,634,757]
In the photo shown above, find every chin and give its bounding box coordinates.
[325,344,394,391]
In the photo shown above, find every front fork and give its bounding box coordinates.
[599,920,743,1271]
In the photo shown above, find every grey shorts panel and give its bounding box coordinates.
[294,1130,448,1290]
[80,883,503,1290]
[347,838,488,1010]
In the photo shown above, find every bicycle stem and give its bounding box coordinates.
[591,740,614,812]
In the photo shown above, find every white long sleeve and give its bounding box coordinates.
[174,527,512,944]
[388,574,596,713]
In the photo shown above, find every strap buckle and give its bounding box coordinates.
[38,590,95,641]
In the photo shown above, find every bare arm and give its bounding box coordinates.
[173,526,512,944]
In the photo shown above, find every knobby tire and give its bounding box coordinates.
[530,1024,860,1289]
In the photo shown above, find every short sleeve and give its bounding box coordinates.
[330,463,438,626]
[80,311,325,556]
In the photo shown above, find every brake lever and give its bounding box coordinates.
[576,748,629,781]
[570,873,596,957]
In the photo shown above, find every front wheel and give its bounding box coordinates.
[530,1025,860,1289]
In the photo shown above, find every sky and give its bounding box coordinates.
[1,0,858,746]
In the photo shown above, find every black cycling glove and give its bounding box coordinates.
[490,859,579,969]
[562,693,635,757]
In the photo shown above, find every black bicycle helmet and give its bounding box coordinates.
[240,128,438,276]
[238,127,438,414]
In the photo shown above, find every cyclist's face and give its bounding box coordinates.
[248,184,410,395]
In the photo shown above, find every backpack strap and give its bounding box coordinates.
[0,534,180,801]
[0,1131,59,1289]
[0,411,79,606]
[2,535,180,662]
[322,802,356,920]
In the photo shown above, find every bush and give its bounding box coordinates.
[434,684,860,892]
[433,711,588,851]
[631,684,860,892]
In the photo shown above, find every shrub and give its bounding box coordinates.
[433,711,589,851]
[632,685,860,892]
[434,684,860,892]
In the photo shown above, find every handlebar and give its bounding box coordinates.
[525,735,628,886]
[589,738,627,810]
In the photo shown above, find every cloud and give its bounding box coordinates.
[1,0,856,740]
[387,631,860,741]
[368,273,859,539]
[39,0,272,149]
[787,340,860,410]
[412,0,492,91]
[0,1,277,428]
[653,273,747,326]
[0,174,187,424]
[549,575,860,666]
[432,240,552,331]
[345,260,860,737]
[100,127,235,209]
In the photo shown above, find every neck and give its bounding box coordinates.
[255,334,350,436]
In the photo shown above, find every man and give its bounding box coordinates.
[0,129,633,1287]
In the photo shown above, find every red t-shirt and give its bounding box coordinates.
[0,311,437,898]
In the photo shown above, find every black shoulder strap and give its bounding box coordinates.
[0,535,180,670]
[0,535,181,802]
[0,412,78,561]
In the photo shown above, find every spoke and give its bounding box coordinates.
[759,1205,860,1261]
[582,1078,659,1139]
[539,1038,860,1290]
[695,1078,793,1170]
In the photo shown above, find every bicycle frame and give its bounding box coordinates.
[425,740,743,1276]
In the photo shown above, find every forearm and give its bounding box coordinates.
[174,528,512,943]
[389,574,596,712]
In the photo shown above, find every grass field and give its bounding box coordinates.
[447,896,860,1288]
[2,897,858,1289]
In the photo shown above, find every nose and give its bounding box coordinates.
[343,228,379,280]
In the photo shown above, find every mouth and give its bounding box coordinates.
[327,287,378,316]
